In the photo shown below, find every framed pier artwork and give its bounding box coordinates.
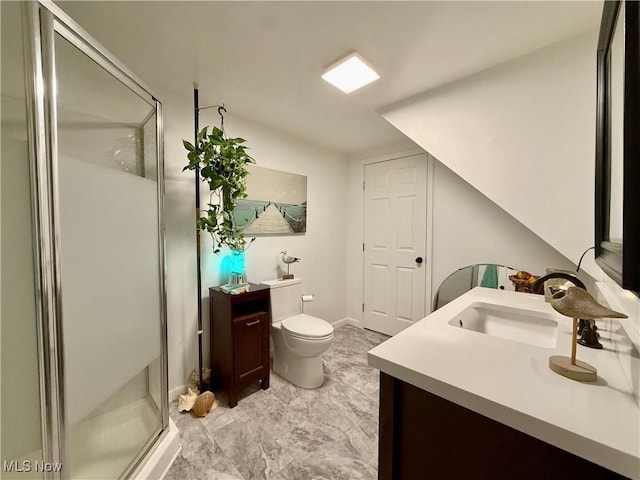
[234,165,307,235]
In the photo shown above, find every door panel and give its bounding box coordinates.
[0,3,45,472]
[373,198,389,247]
[396,267,416,321]
[397,196,416,249]
[53,28,164,480]
[364,155,428,335]
[371,264,389,315]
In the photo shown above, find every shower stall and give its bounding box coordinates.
[1,1,179,479]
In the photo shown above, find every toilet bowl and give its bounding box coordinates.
[261,279,334,388]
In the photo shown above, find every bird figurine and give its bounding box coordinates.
[548,287,627,382]
[281,250,300,279]
[550,287,627,320]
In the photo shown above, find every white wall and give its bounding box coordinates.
[380,31,600,279]
[162,91,348,398]
[345,151,584,322]
[430,159,585,305]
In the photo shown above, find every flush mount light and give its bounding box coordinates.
[321,52,380,94]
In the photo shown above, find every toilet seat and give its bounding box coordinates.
[281,314,333,340]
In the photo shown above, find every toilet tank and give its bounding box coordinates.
[260,278,302,322]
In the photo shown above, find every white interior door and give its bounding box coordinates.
[364,155,428,335]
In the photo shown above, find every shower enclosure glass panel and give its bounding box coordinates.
[53,30,163,480]
[1,2,45,477]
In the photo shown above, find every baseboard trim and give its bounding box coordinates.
[332,317,362,329]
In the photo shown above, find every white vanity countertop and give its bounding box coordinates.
[368,287,640,479]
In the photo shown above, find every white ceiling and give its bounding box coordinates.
[56,1,602,157]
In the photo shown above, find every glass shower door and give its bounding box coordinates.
[51,18,166,480]
[1,3,45,478]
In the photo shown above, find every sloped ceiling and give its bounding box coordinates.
[381,31,600,275]
[56,1,602,157]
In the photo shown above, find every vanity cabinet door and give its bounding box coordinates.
[233,312,270,385]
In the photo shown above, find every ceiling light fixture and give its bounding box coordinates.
[321,52,380,94]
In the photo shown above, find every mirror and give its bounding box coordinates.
[433,265,585,310]
[608,2,624,245]
[433,264,521,310]
[595,0,640,294]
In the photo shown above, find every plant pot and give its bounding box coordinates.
[228,250,247,285]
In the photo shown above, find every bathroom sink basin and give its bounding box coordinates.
[448,302,559,348]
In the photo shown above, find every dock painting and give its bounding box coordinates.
[234,165,307,235]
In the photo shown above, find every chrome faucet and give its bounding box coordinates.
[532,273,601,348]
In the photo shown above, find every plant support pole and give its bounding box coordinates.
[194,88,207,392]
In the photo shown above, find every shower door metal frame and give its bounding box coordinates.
[23,2,169,479]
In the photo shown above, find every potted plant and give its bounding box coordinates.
[183,126,255,255]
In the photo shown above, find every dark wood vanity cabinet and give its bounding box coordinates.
[378,373,626,480]
[209,284,270,408]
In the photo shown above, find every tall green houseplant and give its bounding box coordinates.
[183,126,255,254]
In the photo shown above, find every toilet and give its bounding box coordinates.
[260,278,334,389]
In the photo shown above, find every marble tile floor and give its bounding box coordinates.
[165,325,389,480]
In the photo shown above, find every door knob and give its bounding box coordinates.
[415,257,423,264]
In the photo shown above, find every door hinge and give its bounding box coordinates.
[362,243,365,252]
[362,303,365,312]
[362,180,365,190]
